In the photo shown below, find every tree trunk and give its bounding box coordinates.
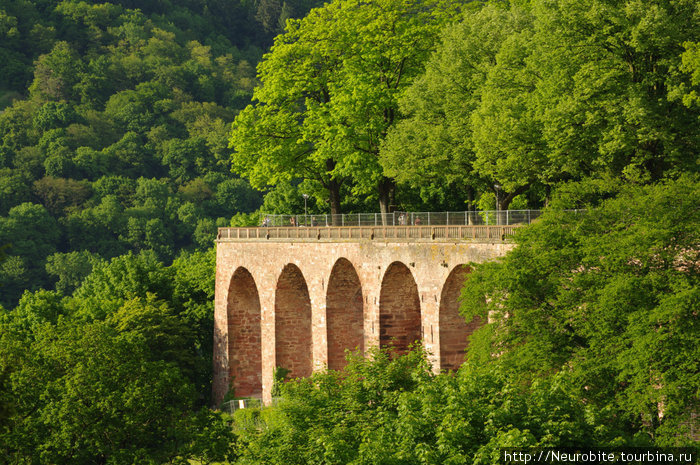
[324,159,343,225]
[328,178,342,225]
[377,177,395,225]
[495,184,530,224]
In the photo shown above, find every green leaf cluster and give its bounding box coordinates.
[381,0,700,209]
[0,248,232,463]
[230,0,470,216]
[462,175,700,444]
[233,347,633,465]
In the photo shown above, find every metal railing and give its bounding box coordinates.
[221,397,281,412]
[221,398,262,414]
[217,224,518,242]
[259,210,542,227]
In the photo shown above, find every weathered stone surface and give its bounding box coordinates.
[214,239,513,405]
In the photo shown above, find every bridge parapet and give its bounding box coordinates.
[217,225,519,242]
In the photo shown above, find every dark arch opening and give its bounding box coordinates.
[326,258,364,370]
[274,263,312,379]
[227,267,262,398]
[379,261,421,354]
[439,265,481,371]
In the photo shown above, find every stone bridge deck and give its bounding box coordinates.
[213,225,518,405]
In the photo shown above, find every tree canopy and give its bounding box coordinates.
[381,0,700,209]
[230,0,468,216]
[461,175,700,444]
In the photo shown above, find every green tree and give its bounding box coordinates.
[382,3,533,211]
[171,248,217,403]
[28,41,84,101]
[230,0,467,217]
[0,202,60,267]
[71,250,172,320]
[213,177,262,215]
[232,346,628,464]
[469,7,543,211]
[45,250,103,295]
[160,136,211,182]
[65,249,216,403]
[528,0,700,184]
[461,176,700,444]
[108,294,198,384]
[32,101,79,132]
[61,195,129,257]
[0,256,30,308]
[383,0,700,210]
[0,169,32,215]
[0,315,235,464]
[676,41,700,107]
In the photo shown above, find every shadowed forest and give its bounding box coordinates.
[0,0,698,463]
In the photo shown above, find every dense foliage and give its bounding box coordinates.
[233,348,619,465]
[232,0,699,213]
[0,0,698,462]
[230,0,470,216]
[0,0,330,308]
[0,249,237,463]
[461,176,700,445]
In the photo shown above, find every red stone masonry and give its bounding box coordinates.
[326,258,364,371]
[213,228,514,405]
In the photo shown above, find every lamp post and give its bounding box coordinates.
[303,194,309,226]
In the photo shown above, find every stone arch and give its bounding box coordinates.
[227,267,262,398]
[379,261,421,354]
[274,263,313,379]
[439,265,481,371]
[326,258,364,370]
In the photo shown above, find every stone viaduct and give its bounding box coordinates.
[213,224,516,405]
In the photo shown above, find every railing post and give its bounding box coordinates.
[446,211,449,225]
[506,210,509,225]
[375,213,377,226]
